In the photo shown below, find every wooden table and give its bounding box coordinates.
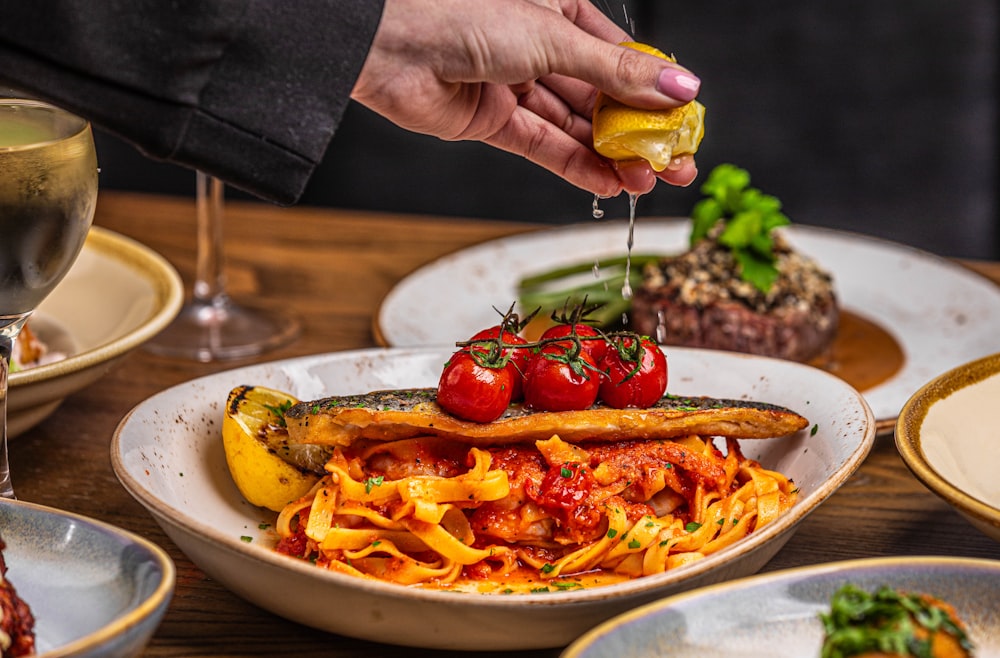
[10,191,1000,657]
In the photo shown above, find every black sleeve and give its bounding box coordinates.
[0,0,385,205]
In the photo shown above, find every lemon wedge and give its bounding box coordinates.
[222,385,330,512]
[593,42,705,171]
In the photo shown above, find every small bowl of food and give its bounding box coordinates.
[895,353,1000,543]
[561,555,996,657]
[0,498,175,657]
[9,225,182,437]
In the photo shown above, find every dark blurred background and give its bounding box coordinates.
[94,0,998,258]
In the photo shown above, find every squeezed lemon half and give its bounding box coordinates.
[222,385,329,512]
[592,42,706,171]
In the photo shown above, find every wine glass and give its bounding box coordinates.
[144,171,300,362]
[0,98,99,498]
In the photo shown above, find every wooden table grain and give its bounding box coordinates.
[9,191,1000,657]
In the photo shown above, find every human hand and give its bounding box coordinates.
[351,0,701,197]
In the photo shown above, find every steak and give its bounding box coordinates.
[630,232,838,363]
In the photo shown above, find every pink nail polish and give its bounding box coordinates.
[657,68,700,102]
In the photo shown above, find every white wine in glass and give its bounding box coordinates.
[0,98,98,498]
[144,172,299,362]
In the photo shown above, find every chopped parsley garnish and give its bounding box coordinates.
[364,475,385,494]
[263,399,293,426]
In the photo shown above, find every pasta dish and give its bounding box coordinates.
[271,390,804,592]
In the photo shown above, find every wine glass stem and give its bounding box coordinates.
[193,172,228,305]
[0,314,29,500]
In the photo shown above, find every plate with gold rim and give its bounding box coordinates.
[896,352,1000,544]
[9,225,183,437]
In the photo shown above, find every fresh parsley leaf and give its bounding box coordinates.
[691,163,791,292]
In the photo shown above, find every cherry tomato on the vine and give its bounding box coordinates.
[539,323,608,364]
[437,349,514,423]
[468,326,530,400]
[523,344,601,412]
[599,336,668,409]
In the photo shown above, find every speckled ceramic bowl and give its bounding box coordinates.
[896,352,1000,544]
[561,556,1000,657]
[112,346,874,650]
[0,498,175,657]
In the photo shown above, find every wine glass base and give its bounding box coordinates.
[144,295,300,362]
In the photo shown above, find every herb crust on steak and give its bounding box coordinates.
[631,230,839,363]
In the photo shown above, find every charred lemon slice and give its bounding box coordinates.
[593,42,705,171]
[222,385,330,512]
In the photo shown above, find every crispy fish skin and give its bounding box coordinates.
[283,388,809,447]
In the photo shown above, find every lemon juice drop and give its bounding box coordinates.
[621,192,638,299]
[592,194,605,219]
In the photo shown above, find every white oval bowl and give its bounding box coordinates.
[111,346,874,650]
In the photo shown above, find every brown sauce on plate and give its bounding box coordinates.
[809,310,904,393]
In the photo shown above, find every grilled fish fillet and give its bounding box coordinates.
[284,388,809,447]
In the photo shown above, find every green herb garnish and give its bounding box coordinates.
[364,475,385,494]
[263,399,294,427]
[690,163,789,292]
[819,584,973,658]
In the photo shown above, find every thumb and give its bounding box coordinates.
[550,35,701,110]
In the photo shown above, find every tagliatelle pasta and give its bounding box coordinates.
[274,432,798,592]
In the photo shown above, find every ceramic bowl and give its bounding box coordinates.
[112,346,874,650]
[0,498,175,657]
[561,556,1000,657]
[8,226,183,438]
[895,352,1000,543]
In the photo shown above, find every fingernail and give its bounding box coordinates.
[656,67,700,102]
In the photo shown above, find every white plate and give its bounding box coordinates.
[374,219,1000,428]
[561,556,1000,657]
[112,346,874,650]
[0,498,175,657]
[9,226,183,437]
